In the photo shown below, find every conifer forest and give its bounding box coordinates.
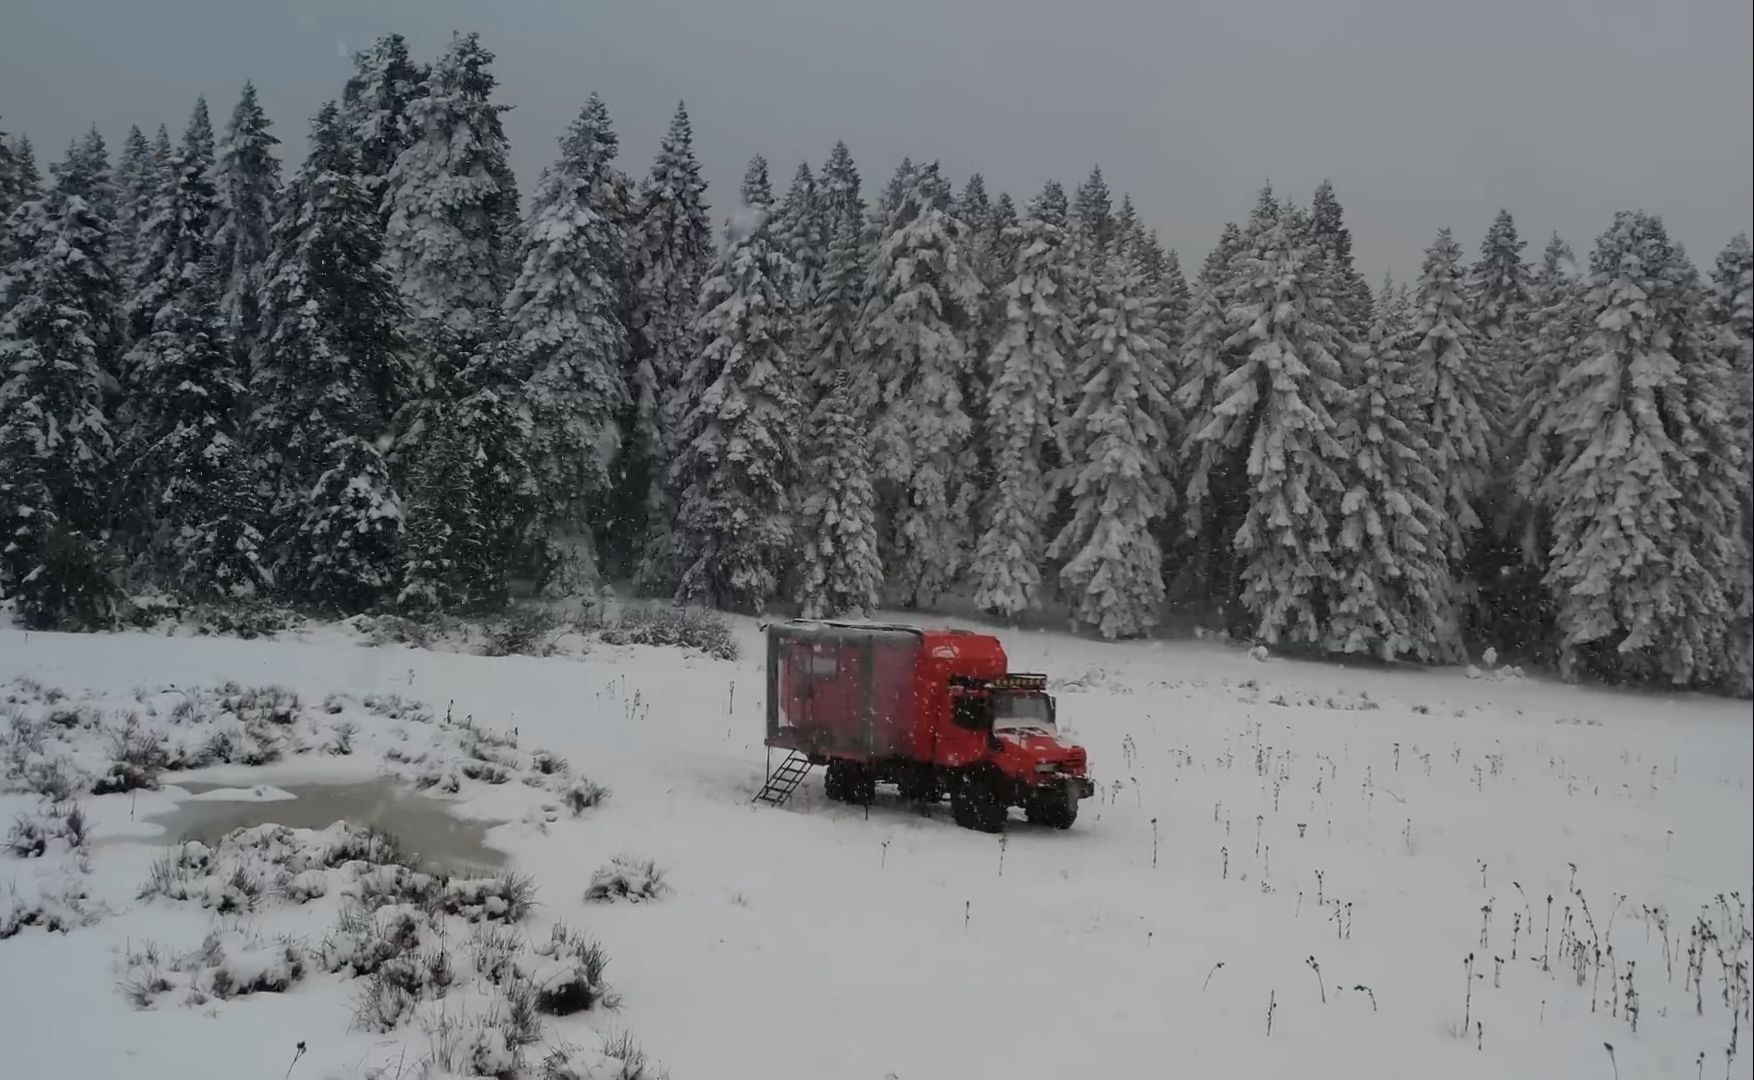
[2,31,1750,696]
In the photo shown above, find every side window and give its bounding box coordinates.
[951,694,991,731]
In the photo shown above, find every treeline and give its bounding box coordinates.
[0,31,1748,694]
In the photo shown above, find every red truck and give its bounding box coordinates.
[762,620,1095,832]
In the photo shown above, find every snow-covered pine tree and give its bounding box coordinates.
[973,181,1077,618]
[1074,166,1114,256]
[252,103,408,609]
[1407,228,1492,558]
[382,32,517,336]
[1199,222,1243,287]
[51,130,123,381]
[1184,221,1350,645]
[1308,180,1372,334]
[1504,232,1583,608]
[1325,296,1462,661]
[504,94,632,541]
[739,154,773,209]
[1467,209,1530,445]
[1048,241,1175,639]
[114,125,155,278]
[0,120,22,226]
[341,32,428,218]
[128,98,217,342]
[1708,233,1753,693]
[394,319,540,611]
[857,161,985,607]
[0,166,120,627]
[817,140,864,250]
[618,101,712,589]
[1540,212,1744,690]
[666,206,800,611]
[122,248,268,596]
[1709,233,1753,503]
[212,81,282,371]
[795,369,882,618]
[773,161,822,310]
[1160,246,1191,351]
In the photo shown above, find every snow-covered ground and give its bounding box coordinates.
[0,616,1748,1080]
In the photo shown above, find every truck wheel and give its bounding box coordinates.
[824,761,850,803]
[951,775,1007,833]
[825,761,875,805]
[1025,789,1078,830]
[845,763,876,805]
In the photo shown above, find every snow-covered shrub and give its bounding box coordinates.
[584,856,668,904]
[561,778,610,816]
[191,930,307,999]
[542,1032,664,1080]
[525,922,617,1015]
[443,871,537,923]
[483,607,561,657]
[219,683,301,726]
[531,750,570,776]
[322,903,432,979]
[88,714,169,794]
[6,802,87,857]
[601,604,737,660]
[0,879,96,939]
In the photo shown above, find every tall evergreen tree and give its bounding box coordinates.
[1326,298,1461,661]
[1407,228,1493,557]
[773,161,822,309]
[252,103,408,609]
[52,131,122,379]
[1183,222,1350,644]
[803,202,864,409]
[858,161,984,607]
[1538,212,1744,690]
[393,318,539,611]
[114,124,156,276]
[620,101,712,589]
[1708,233,1754,692]
[382,32,517,336]
[1467,209,1531,444]
[128,98,217,342]
[503,94,633,538]
[795,371,882,618]
[1160,246,1191,350]
[666,210,800,611]
[341,32,429,218]
[1049,242,1176,639]
[0,120,23,226]
[122,247,268,596]
[1308,180,1372,333]
[212,81,283,370]
[973,181,1077,618]
[1507,235,1582,564]
[1709,233,1753,499]
[739,154,772,209]
[0,166,120,626]
[817,140,864,251]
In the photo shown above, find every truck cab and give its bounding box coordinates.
[764,621,1095,831]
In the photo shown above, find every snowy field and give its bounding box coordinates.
[0,617,1749,1080]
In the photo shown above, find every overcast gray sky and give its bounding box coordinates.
[3,0,1750,280]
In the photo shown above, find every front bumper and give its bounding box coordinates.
[1068,776,1095,800]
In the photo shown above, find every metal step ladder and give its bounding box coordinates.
[753,751,813,806]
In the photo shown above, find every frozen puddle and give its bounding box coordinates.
[139,777,507,871]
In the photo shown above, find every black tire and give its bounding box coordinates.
[824,761,850,803]
[825,761,875,805]
[1025,787,1078,830]
[951,773,1008,833]
[845,763,876,805]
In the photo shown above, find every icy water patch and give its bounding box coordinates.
[140,777,507,871]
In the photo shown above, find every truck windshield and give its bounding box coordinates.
[992,693,1054,733]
